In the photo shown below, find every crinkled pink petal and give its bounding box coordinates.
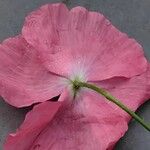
[0,36,65,107]
[4,89,128,150]
[22,3,147,81]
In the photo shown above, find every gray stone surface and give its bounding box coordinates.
[0,0,150,149]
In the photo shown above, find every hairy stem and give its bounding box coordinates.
[74,81,150,131]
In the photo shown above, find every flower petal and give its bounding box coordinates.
[95,65,150,120]
[4,65,149,149]
[4,100,62,150]
[4,89,129,150]
[29,91,129,150]
[22,3,147,81]
[0,36,65,107]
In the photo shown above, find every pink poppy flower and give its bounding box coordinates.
[1,3,149,150]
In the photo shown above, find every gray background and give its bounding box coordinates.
[0,0,150,149]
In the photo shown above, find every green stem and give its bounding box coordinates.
[75,81,150,131]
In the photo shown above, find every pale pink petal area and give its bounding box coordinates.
[22,3,147,81]
[95,65,150,120]
[0,36,65,107]
[4,101,62,150]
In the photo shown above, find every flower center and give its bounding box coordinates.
[69,76,84,99]
[72,77,80,90]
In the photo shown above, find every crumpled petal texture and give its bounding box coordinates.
[0,36,65,107]
[4,66,150,150]
[22,3,147,81]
